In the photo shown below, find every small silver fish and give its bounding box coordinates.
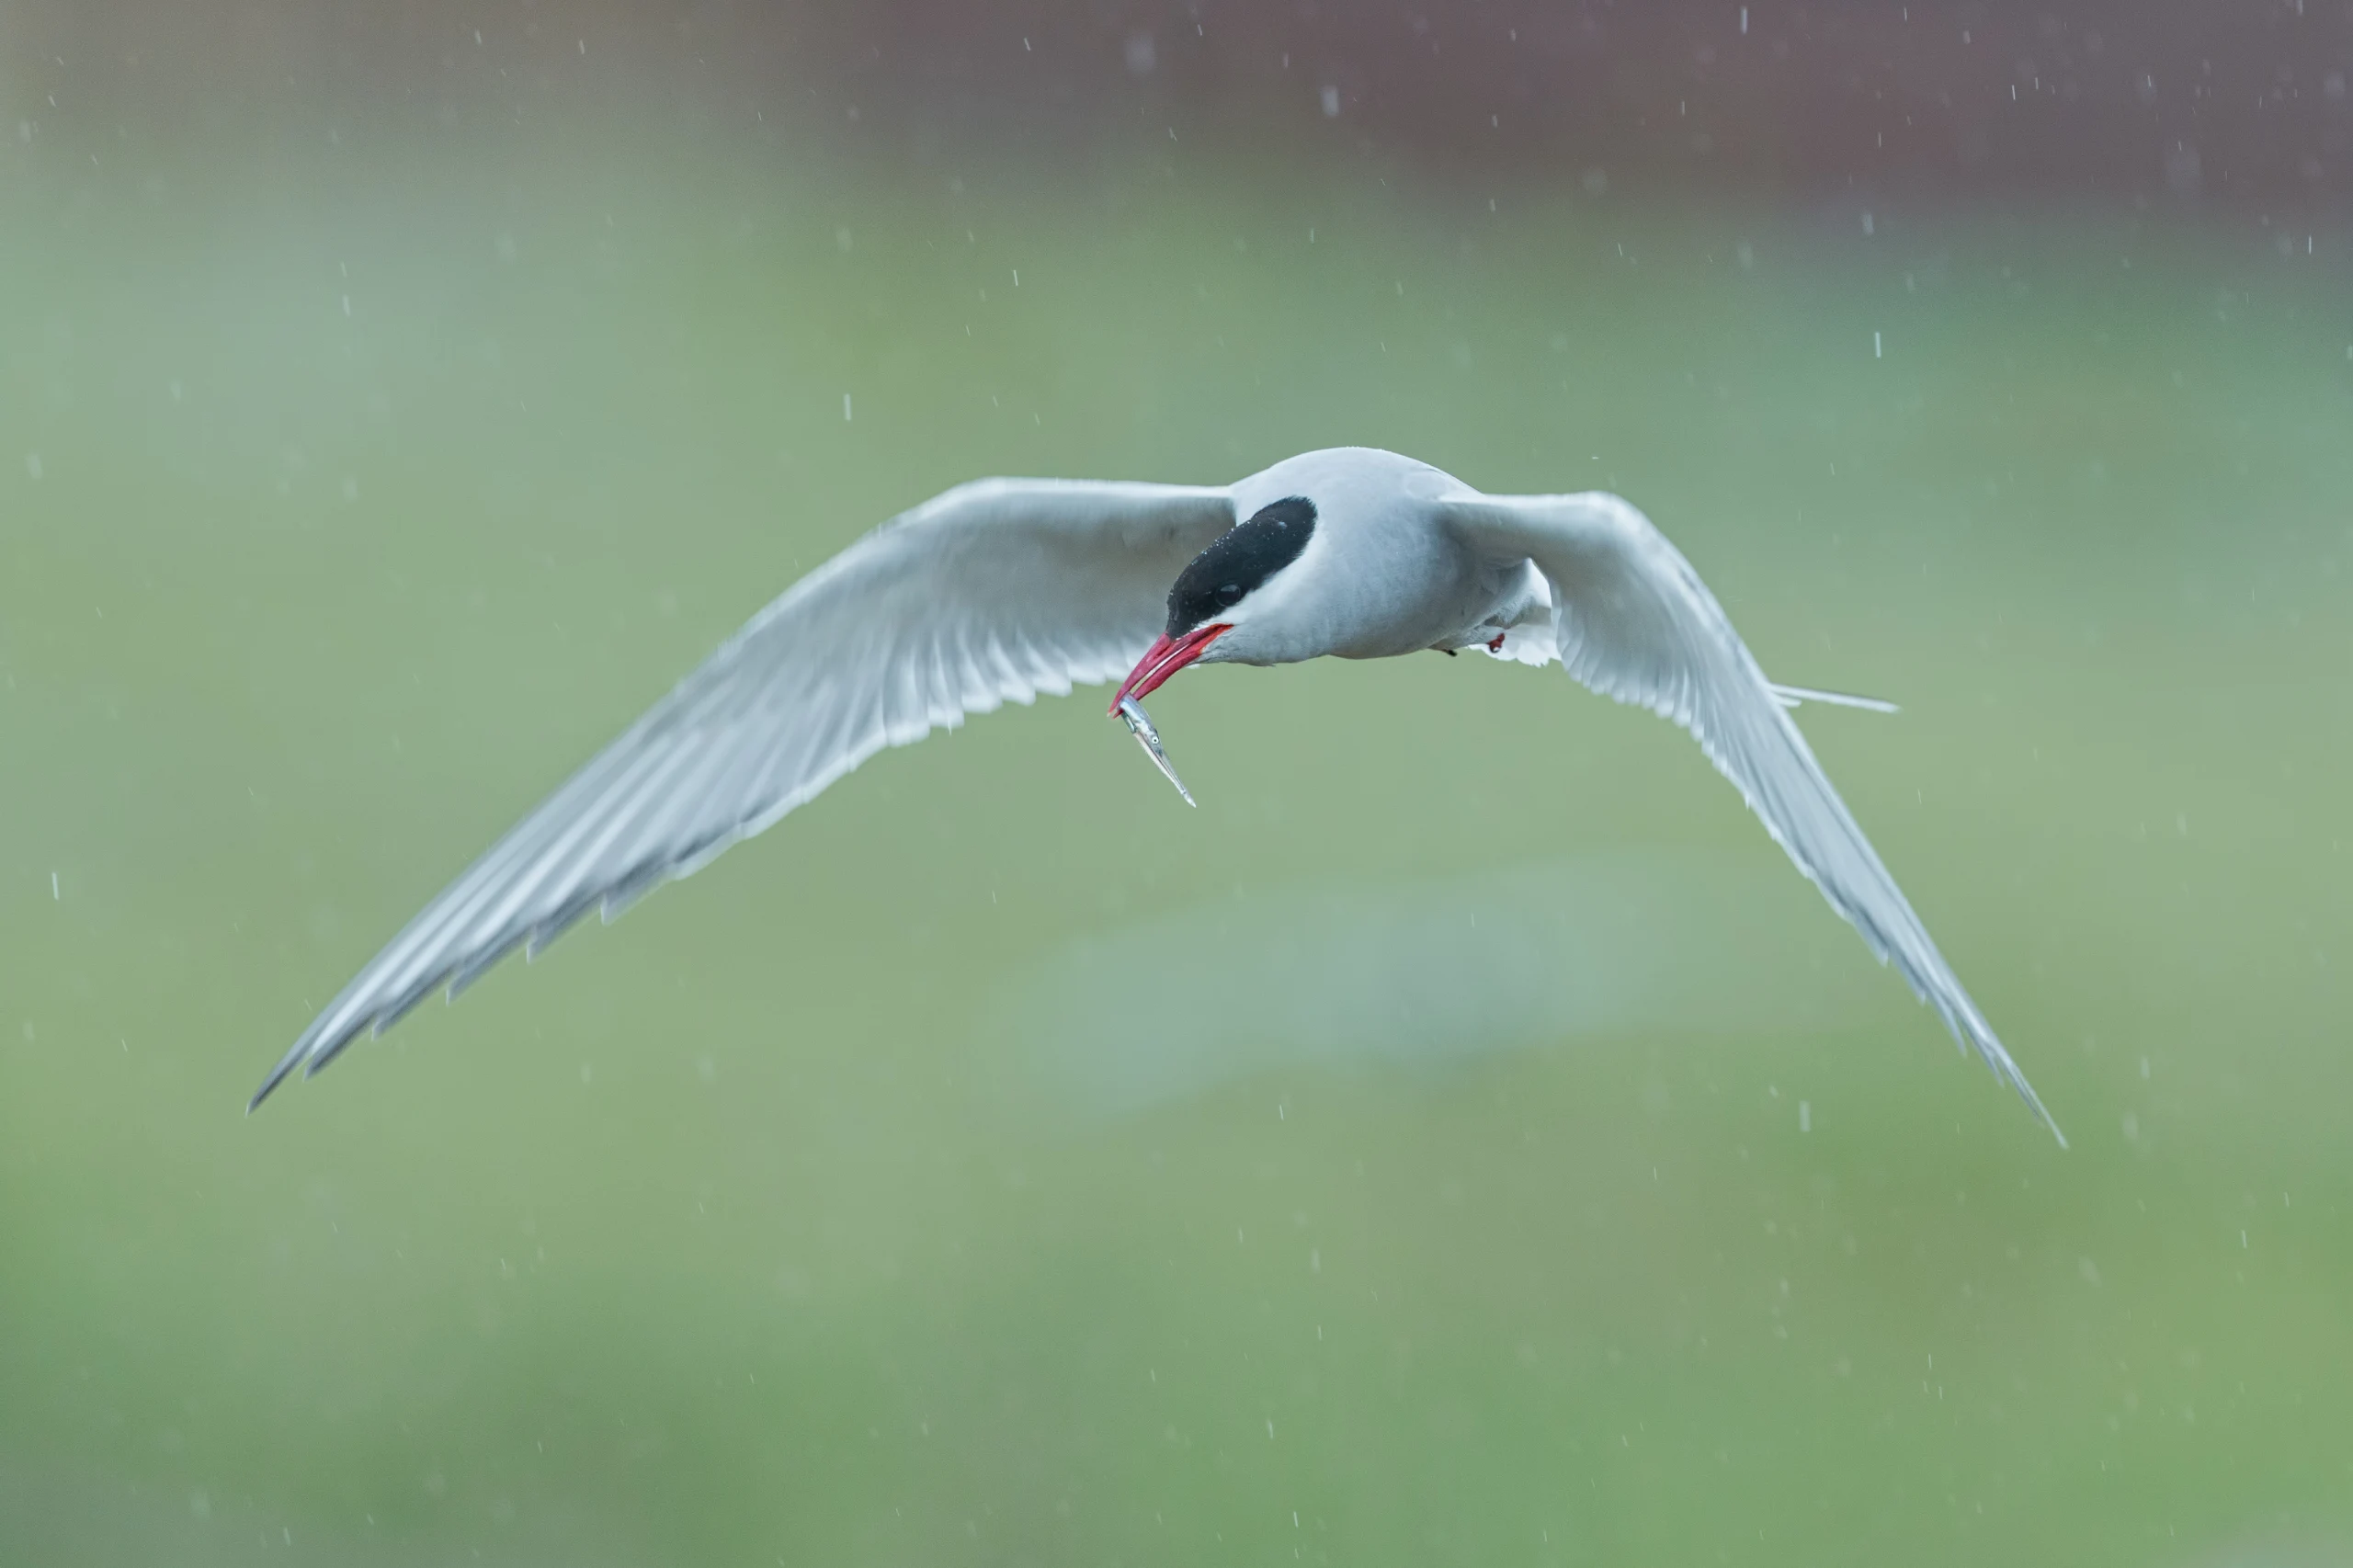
[1116,694,1196,807]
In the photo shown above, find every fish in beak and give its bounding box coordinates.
[1108,623,1226,806]
[1116,695,1194,806]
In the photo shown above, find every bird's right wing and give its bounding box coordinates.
[252,478,1234,1107]
[1446,490,2061,1142]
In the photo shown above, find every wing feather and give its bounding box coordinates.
[1448,492,2062,1143]
[253,478,1233,1107]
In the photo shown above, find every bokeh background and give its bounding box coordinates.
[6,3,2352,1563]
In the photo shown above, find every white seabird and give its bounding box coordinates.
[250,447,2060,1142]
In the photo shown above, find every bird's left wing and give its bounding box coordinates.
[1444,491,2061,1142]
[251,478,1234,1108]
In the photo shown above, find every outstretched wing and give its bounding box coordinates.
[253,478,1234,1108]
[1446,491,2062,1143]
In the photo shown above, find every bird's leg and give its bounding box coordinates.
[1116,695,1197,808]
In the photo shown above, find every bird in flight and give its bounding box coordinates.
[250,447,2061,1142]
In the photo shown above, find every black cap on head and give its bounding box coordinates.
[1166,496,1317,635]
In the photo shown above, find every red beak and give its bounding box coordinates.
[1110,623,1229,712]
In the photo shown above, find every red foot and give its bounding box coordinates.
[1486,632,1506,653]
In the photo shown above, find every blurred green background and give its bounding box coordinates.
[6,4,2353,1564]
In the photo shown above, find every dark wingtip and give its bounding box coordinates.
[246,1056,299,1115]
[247,1017,354,1115]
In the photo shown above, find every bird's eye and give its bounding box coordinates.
[1217,583,1244,604]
